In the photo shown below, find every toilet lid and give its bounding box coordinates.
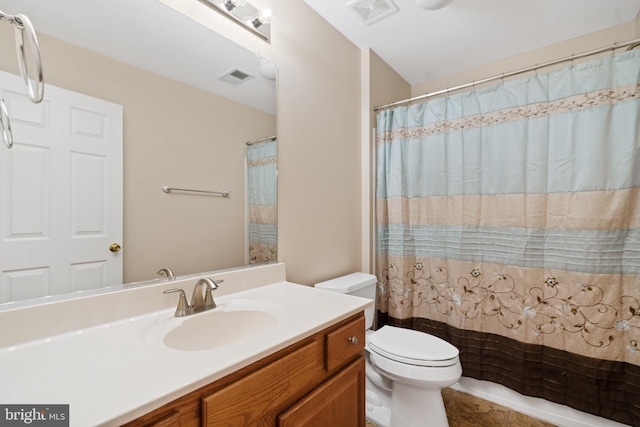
[367,325,459,367]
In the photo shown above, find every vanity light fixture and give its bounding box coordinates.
[199,0,272,41]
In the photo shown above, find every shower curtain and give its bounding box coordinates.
[246,139,277,264]
[376,50,640,425]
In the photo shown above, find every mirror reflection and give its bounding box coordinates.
[246,136,277,264]
[0,0,277,306]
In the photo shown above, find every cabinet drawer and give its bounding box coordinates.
[325,315,364,372]
[144,410,181,427]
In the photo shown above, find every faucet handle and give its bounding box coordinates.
[204,279,223,309]
[209,279,223,290]
[157,267,175,279]
[164,288,189,317]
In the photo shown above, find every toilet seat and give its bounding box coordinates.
[367,326,459,367]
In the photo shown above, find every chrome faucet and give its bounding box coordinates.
[157,267,175,279]
[163,278,223,317]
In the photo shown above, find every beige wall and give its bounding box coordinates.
[362,49,411,273]
[368,50,412,111]
[269,2,363,285]
[411,21,639,97]
[0,25,275,283]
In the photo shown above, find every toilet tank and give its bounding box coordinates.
[314,272,377,329]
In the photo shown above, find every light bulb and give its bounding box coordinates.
[251,8,272,28]
[223,0,246,12]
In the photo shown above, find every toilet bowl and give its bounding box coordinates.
[367,325,462,426]
[315,273,462,427]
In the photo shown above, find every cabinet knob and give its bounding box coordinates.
[347,336,358,345]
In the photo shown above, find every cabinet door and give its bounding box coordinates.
[202,338,325,426]
[277,357,365,427]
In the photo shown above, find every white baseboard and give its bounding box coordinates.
[450,377,630,427]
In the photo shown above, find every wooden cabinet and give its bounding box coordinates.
[277,359,364,427]
[136,410,182,427]
[123,313,365,427]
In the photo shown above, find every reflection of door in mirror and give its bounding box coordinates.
[0,71,123,303]
[247,138,277,264]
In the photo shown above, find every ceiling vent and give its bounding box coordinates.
[219,69,254,85]
[348,0,399,25]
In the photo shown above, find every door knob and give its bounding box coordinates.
[109,243,122,252]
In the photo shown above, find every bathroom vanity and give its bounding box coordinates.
[125,314,365,426]
[0,263,370,426]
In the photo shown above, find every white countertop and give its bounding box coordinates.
[0,265,371,426]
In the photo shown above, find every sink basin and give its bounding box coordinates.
[164,309,278,351]
[142,298,284,352]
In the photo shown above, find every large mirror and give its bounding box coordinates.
[0,0,277,306]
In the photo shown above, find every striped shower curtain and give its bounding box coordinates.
[247,139,277,264]
[376,50,640,425]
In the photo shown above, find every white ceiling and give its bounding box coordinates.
[304,0,640,85]
[0,0,276,114]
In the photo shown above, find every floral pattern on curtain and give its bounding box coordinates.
[376,50,640,425]
[247,139,277,264]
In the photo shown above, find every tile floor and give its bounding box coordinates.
[365,388,558,427]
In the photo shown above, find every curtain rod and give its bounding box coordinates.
[246,135,277,146]
[374,37,640,112]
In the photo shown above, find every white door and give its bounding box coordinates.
[0,70,123,303]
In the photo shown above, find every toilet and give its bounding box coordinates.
[315,273,462,427]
